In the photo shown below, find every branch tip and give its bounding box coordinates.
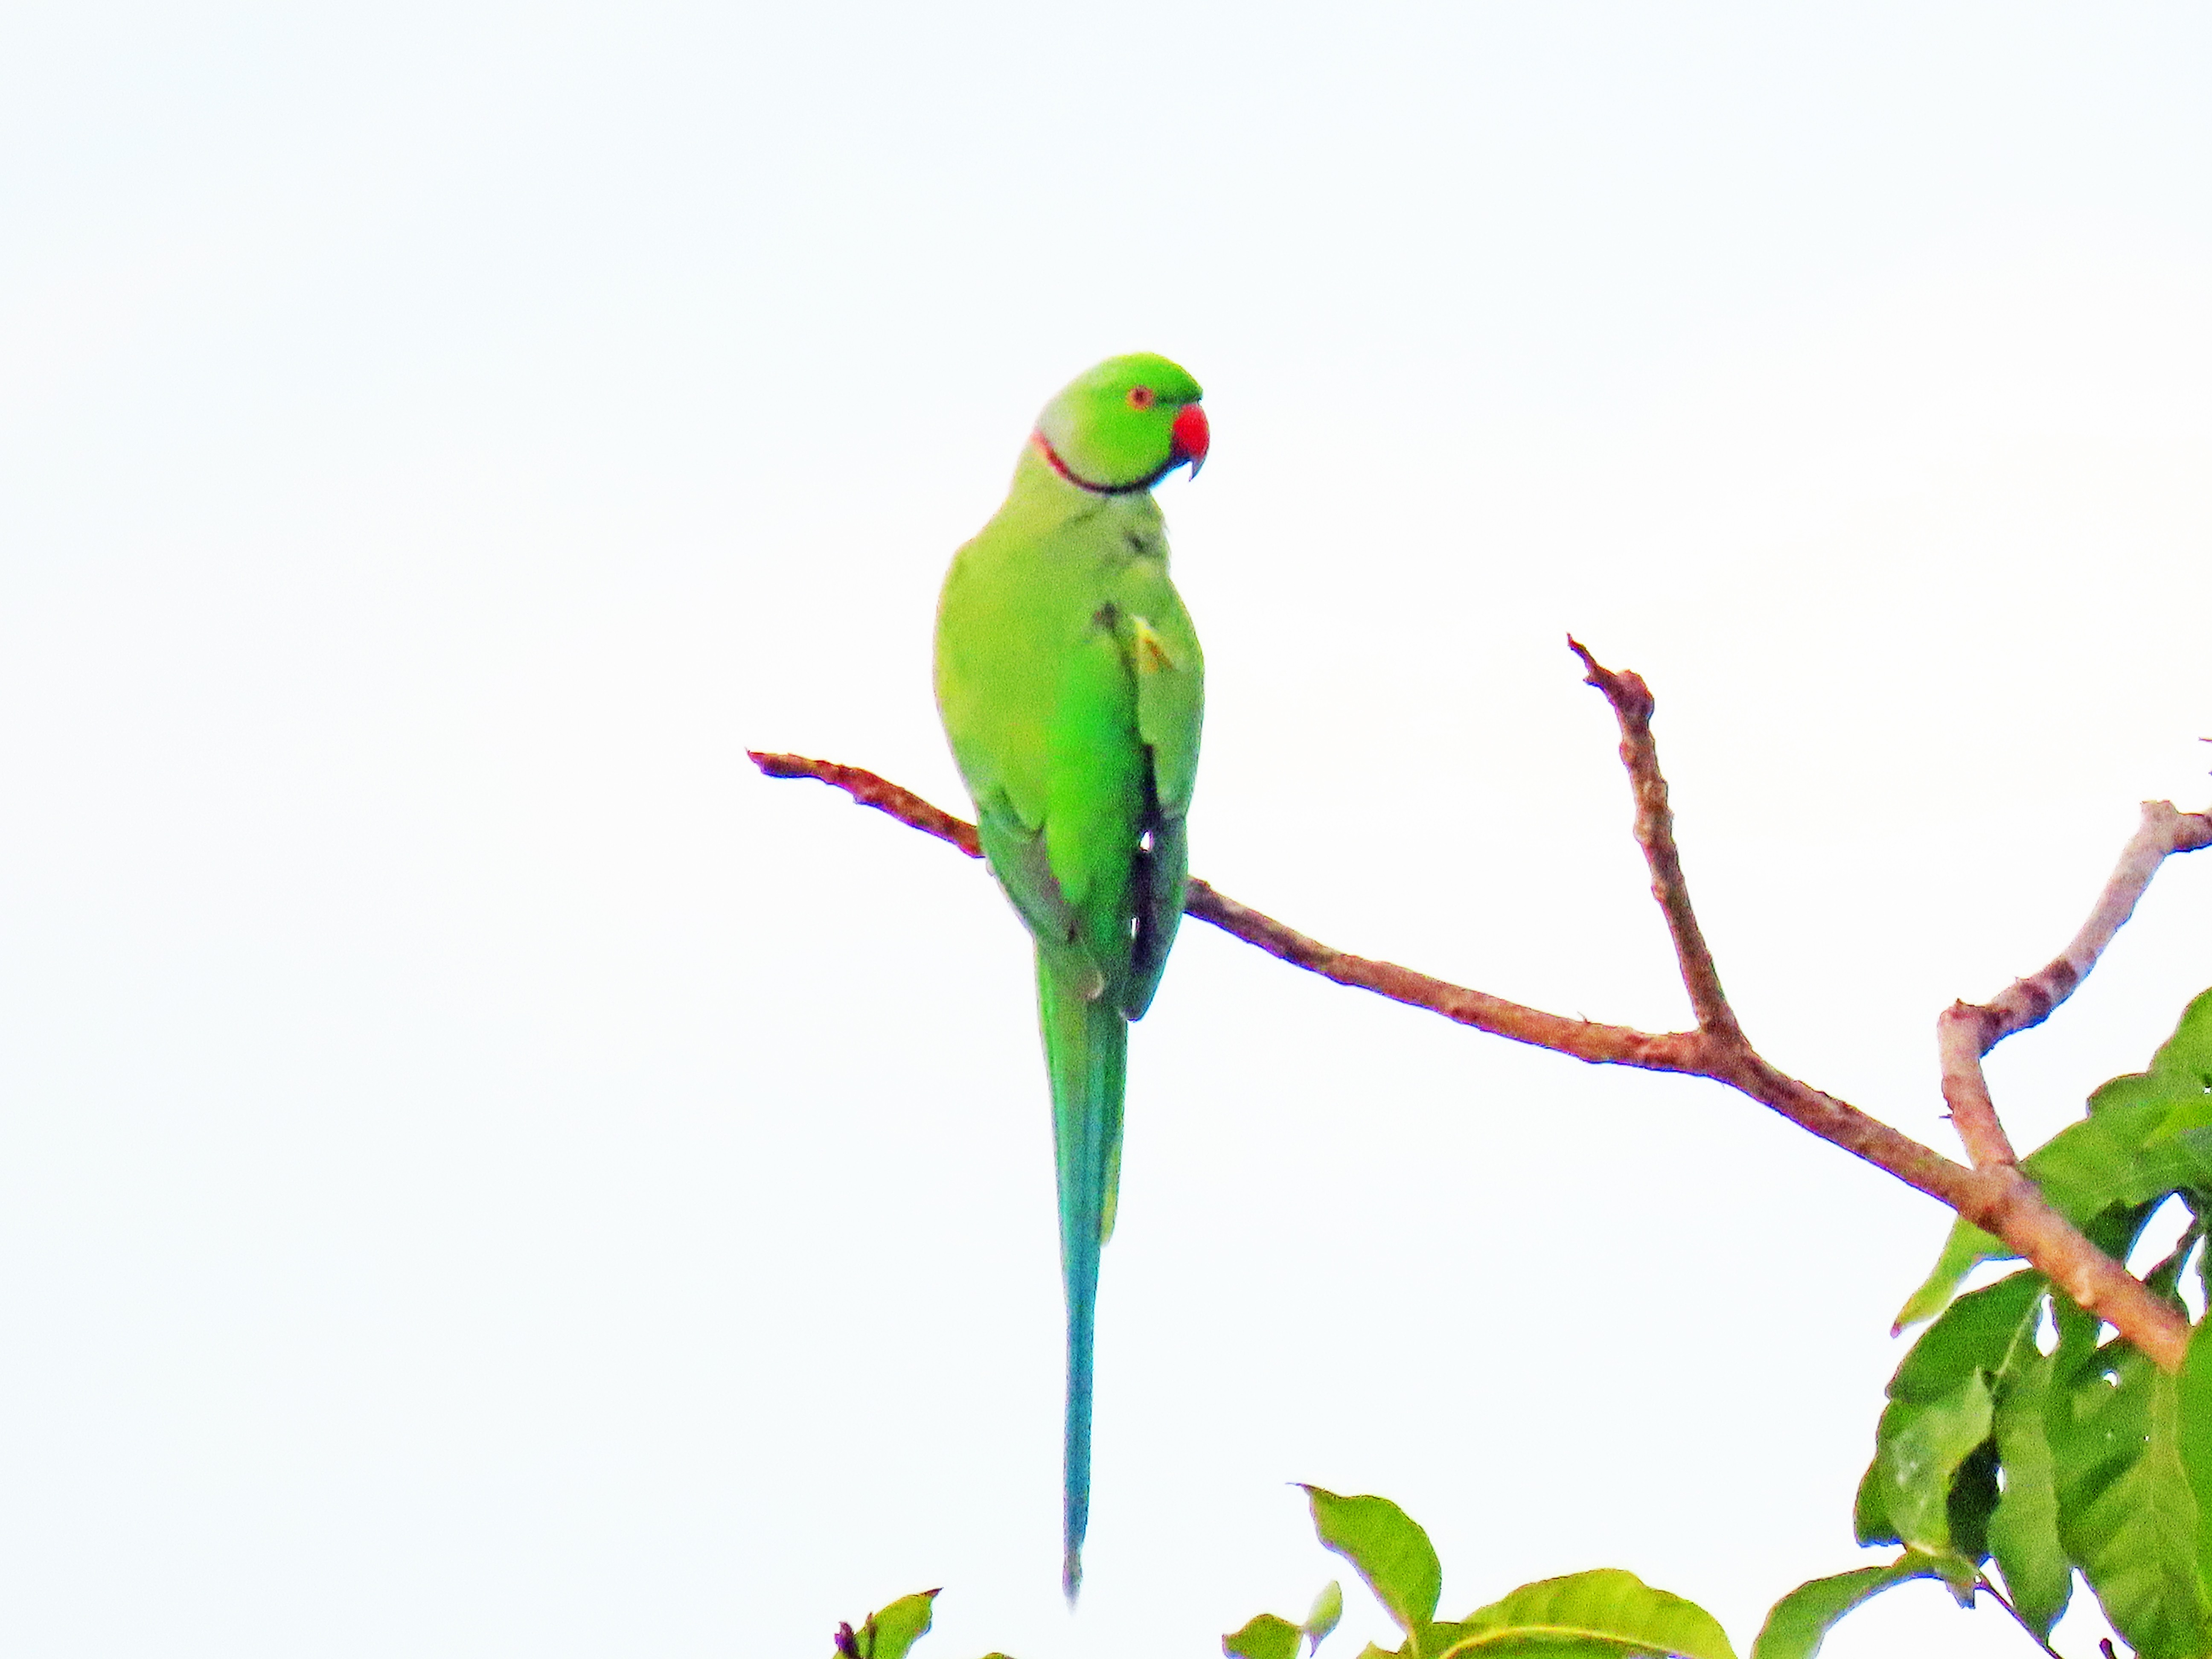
[746,749,981,857]
[1566,636,1655,722]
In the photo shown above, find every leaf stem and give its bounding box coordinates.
[1976,1573,2069,1659]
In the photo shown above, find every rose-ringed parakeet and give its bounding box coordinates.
[933,354,1209,1602]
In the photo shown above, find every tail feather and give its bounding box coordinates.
[1037,953,1126,1605]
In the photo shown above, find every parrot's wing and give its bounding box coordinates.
[1123,602,1203,820]
[973,786,1107,1002]
[1111,579,1203,1020]
[1122,811,1186,1022]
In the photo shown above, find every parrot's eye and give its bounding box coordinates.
[1127,386,1155,410]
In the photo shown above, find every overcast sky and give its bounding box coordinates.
[4,5,2212,1656]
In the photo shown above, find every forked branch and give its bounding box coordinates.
[1938,801,2212,1172]
[750,645,2206,1369]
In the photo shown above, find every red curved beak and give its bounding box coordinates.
[1170,402,1210,479]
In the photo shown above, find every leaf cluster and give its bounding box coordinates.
[832,1488,1734,1659]
[1761,989,2212,1659]
[1230,1487,1735,1659]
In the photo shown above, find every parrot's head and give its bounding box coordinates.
[1033,352,1208,494]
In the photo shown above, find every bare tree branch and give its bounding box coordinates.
[1938,800,2212,1171]
[1179,876,1700,1071]
[748,751,982,858]
[1568,637,1742,1045]
[748,648,2204,1370]
[1559,644,2191,1365]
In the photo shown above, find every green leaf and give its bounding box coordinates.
[1848,1447,1896,1552]
[1988,1345,2072,1638]
[1893,1271,2046,1403]
[2180,1315,2212,1631]
[1304,1487,1442,1634]
[872,1592,939,1659]
[1889,1371,1995,1553]
[1750,1554,1960,1659]
[1305,1580,1346,1650]
[1861,1272,2035,1547]
[1225,1614,1305,1659]
[2040,1109,2212,1228]
[1894,1220,2004,1333]
[1860,1369,1994,1554]
[2016,984,2212,1229]
[2053,1339,2210,1659]
[1227,1586,1346,1659]
[832,1592,940,1659]
[1435,1568,1738,1659]
[2126,985,2212,1137]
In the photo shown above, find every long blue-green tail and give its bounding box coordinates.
[1036,952,1126,1606]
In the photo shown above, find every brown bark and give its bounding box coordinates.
[748,648,2210,1369]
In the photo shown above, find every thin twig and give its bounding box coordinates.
[1938,801,2212,1170]
[1568,637,1742,1045]
[747,751,981,858]
[748,650,2199,1369]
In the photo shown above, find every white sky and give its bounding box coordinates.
[3,4,2211,1656]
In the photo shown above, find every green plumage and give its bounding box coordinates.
[933,354,1206,1602]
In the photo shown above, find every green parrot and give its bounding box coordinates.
[933,353,1209,1602]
